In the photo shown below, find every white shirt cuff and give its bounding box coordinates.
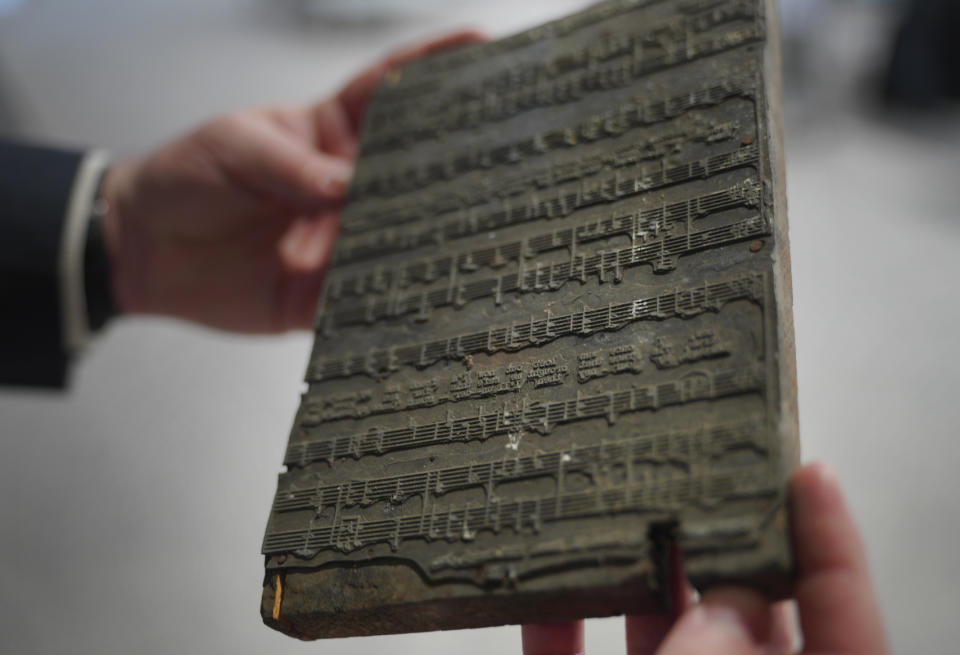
[59,149,111,354]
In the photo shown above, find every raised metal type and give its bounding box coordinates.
[261,0,797,638]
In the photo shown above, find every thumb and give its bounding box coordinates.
[656,588,772,655]
[248,137,353,208]
[201,113,354,209]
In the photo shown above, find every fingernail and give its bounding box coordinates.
[811,461,838,486]
[699,588,770,643]
[320,160,353,197]
[696,602,755,645]
[792,461,842,509]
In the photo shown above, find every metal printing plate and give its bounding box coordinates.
[261,0,797,638]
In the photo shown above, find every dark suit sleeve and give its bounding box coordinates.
[0,139,85,388]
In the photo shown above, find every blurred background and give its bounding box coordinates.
[0,0,957,652]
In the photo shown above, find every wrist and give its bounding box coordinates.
[99,159,138,315]
[82,164,121,331]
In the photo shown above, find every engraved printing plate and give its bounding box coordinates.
[261,0,797,638]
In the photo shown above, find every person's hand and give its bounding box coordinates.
[101,30,484,332]
[522,462,889,654]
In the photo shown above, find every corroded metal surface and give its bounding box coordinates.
[262,0,797,638]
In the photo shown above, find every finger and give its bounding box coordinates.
[203,114,353,209]
[656,587,773,655]
[287,149,351,204]
[768,600,796,654]
[521,620,584,655]
[626,613,677,655]
[311,98,357,160]
[626,542,694,655]
[791,462,889,654]
[278,213,339,273]
[626,585,697,655]
[337,29,487,131]
[277,212,340,330]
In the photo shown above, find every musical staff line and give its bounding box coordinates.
[362,14,760,155]
[262,465,775,555]
[309,273,764,380]
[350,77,754,203]
[366,0,755,130]
[343,117,747,237]
[273,420,766,513]
[328,166,760,301]
[374,0,673,103]
[322,213,767,329]
[302,357,572,425]
[286,366,764,466]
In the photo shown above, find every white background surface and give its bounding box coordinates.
[1,1,958,653]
